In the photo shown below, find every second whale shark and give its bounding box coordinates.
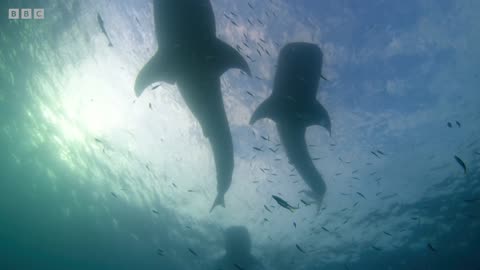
[250,42,331,204]
[134,0,251,212]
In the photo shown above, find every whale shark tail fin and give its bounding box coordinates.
[134,51,176,97]
[214,39,251,76]
[250,98,277,125]
[209,193,226,213]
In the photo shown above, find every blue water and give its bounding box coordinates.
[1,0,479,269]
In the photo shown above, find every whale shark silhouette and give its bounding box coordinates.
[250,42,330,204]
[135,0,251,212]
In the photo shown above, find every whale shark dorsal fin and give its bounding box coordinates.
[214,38,251,76]
[134,51,176,97]
[250,98,276,125]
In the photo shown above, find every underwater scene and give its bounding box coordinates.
[1,0,479,269]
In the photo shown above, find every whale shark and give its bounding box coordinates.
[134,0,251,212]
[250,42,330,204]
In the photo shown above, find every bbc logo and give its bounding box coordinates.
[8,9,44,19]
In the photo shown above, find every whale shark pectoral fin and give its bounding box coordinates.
[250,98,276,125]
[310,101,331,135]
[215,39,251,76]
[209,193,226,213]
[134,51,176,97]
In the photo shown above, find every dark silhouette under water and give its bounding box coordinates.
[250,42,331,205]
[214,226,265,270]
[134,0,251,212]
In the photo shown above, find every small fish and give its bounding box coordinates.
[253,146,263,152]
[152,84,160,90]
[149,103,153,110]
[264,205,272,213]
[356,192,366,200]
[268,147,278,153]
[300,199,311,206]
[233,264,245,270]
[312,157,322,161]
[376,150,385,155]
[447,122,452,128]
[295,244,306,254]
[272,195,298,212]
[97,13,113,47]
[371,245,382,251]
[321,226,330,232]
[464,198,480,203]
[371,151,380,159]
[248,2,254,10]
[454,155,467,174]
[383,231,392,237]
[261,135,270,141]
[172,183,177,188]
[111,192,118,198]
[293,222,297,228]
[152,209,159,214]
[188,248,198,256]
[157,249,164,256]
[427,243,436,252]
[455,121,461,127]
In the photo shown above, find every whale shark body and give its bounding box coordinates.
[250,42,330,204]
[135,0,251,212]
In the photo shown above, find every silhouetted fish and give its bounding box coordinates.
[97,13,113,47]
[272,195,298,212]
[296,244,306,253]
[188,248,198,256]
[454,155,467,174]
[134,0,251,213]
[250,43,330,204]
[356,192,366,200]
[300,199,311,206]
